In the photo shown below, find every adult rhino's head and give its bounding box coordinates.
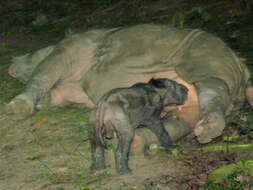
[9,45,55,83]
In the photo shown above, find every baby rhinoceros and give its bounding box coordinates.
[90,78,188,174]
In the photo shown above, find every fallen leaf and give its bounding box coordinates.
[61,142,68,147]
[52,165,67,172]
[32,117,48,126]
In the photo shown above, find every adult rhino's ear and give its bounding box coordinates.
[148,78,168,88]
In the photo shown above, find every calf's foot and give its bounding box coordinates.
[115,150,132,175]
[91,146,106,172]
[91,162,106,172]
[194,111,225,144]
[117,165,132,175]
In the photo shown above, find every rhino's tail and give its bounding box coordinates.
[94,102,108,148]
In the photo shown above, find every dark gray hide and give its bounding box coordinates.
[90,78,188,174]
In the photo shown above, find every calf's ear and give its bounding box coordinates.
[148,78,168,88]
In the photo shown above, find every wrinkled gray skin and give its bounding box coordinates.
[6,24,253,144]
[90,78,188,174]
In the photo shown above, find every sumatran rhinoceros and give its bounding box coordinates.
[6,24,253,144]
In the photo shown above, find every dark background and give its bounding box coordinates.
[1,0,252,67]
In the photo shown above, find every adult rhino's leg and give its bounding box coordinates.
[6,49,69,117]
[193,77,230,143]
[246,83,253,108]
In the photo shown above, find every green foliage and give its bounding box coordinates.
[119,182,135,190]
[107,142,117,152]
[172,10,185,28]
[238,160,253,176]
[81,187,91,190]
[186,6,213,28]
[198,8,212,23]
[0,76,24,104]
[203,172,246,190]
[229,109,253,135]
[40,170,55,181]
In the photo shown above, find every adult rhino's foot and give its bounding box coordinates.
[194,112,225,144]
[5,94,34,119]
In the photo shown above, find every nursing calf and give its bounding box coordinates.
[90,78,188,174]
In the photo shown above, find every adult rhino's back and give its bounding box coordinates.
[81,24,251,127]
[175,30,250,100]
[82,24,199,103]
[82,24,248,103]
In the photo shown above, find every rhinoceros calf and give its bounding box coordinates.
[91,78,188,174]
[6,24,253,144]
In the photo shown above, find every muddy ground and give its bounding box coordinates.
[1,1,253,189]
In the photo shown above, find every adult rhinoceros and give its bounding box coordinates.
[6,24,253,144]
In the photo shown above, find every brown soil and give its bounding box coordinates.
[0,103,252,189]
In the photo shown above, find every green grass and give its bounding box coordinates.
[203,172,247,190]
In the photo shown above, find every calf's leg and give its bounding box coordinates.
[112,115,134,174]
[91,139,106,171]
[147,119,175,152]
[90,110,106,171]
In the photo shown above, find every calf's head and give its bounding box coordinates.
[149,78,188,106]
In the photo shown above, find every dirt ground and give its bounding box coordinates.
[1,103,252,190]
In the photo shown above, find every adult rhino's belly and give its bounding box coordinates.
[164,76,199,127]
[50,82,95,108]
[83,66,200,127]
[155,71,200,127]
